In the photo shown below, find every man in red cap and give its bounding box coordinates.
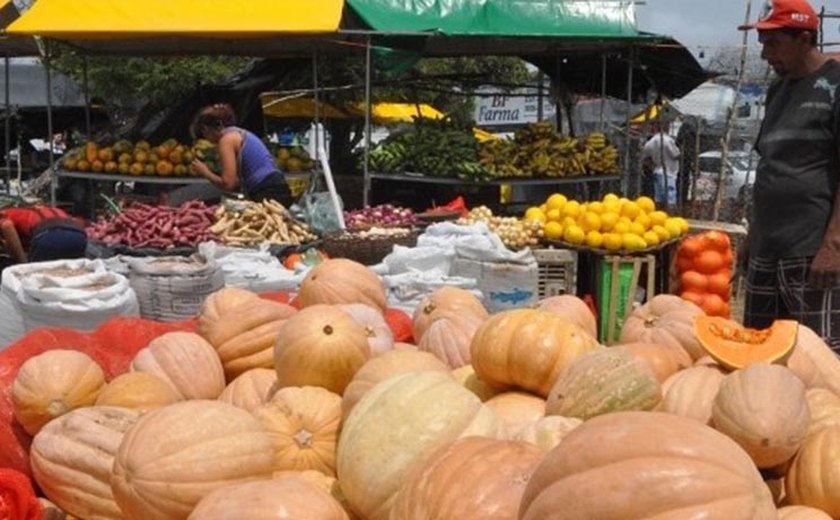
[740,0,840,350]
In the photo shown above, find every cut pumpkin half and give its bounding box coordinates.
[695,316,797,370]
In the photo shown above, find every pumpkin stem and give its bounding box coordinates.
[47,400,67,418]
[643,317,658,328]
[293,429,314,448]
[423,303,436,315]
[323,325,334,335]
[365,325,375,337]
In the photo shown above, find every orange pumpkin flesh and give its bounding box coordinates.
[696,316,797,370]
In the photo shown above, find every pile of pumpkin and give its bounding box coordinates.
[4,257,840,519]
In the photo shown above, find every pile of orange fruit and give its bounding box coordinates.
[676,230,734,317]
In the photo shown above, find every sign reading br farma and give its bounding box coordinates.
[474,88,557,126]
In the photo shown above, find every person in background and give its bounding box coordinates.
[190,103,293,205]
[0,205,87,263]
[739,0,840,350]
[641,122,681,208]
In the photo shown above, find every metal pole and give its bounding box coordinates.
[83,56,91,138]
[312,49,320,167]
[623,47,634,196]
[715,0,752,221]
[536,71,545,121]
[600,55,607,131]
[45,41,56,206]
[820,6,825,53]
[362,36,372,207]
[4,54,9,195]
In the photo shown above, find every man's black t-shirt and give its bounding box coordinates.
[751,59,840,260]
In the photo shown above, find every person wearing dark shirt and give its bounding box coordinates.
[0,205,87,263]
[190,103,293,205]
[740,0,840,350]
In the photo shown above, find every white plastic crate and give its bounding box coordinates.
[532,248,577,298]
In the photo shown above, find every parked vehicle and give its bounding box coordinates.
[692,150,757,201]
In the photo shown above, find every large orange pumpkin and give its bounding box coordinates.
[95,372,180,412]
[130,332,226,400]
[274,305,371,394]
[217,368,278,413]
[536,294,597,338]
[519,411,777,519]
[389,437,543,520]
[484,391,546,438]
[418,311,485,369]
[712,364,810,468]
[546,347,662,420]
[253,386,342,477]
[620,341,692,383]
[792,326,840,396]
[341,350,449,421]
[786,425,840,516]
[514,415,583,453]
[660,365,726,425]
[12,350,106,435]
[298,259,387,311]
[777,505,833,519]
[412,286,487,341]
[30,406,141,520]
[198,287,259,324]
[337,371,502,520]
[111,400,275,519]
[188,477,349,520]
[805,388,840,437]
[199,292,297,380]
[271,471,356,519]
[338,303,394,356]
[470,309,599,397]
[451,365,502,402]
[619,294,705,360]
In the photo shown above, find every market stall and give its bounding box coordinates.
[5,6,823,519]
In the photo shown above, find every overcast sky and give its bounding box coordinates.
[637,0,836,58]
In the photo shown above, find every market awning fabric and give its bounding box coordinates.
[0,0,40,56]
[7,0,344,37]
[347,0,638,38]
[260,95,447,124]
[260,95,350,120]
[630,104,664,125]
[351,102,446,123]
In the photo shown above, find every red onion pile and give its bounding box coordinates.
[344,204,418,230]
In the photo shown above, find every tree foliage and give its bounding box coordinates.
[47,45,249,111]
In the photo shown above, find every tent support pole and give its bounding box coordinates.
[362,36,372,207]
[600,55,607,131]
[312,48,320,167]
[83,56,91,138]
[45,40,55,206]
[623,46,634,197]
[4,53,9,195]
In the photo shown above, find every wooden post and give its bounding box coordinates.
[714,0,753,221]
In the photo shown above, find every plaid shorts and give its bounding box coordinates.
[744,256,840,352]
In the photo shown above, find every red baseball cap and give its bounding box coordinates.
[739,0,818,31]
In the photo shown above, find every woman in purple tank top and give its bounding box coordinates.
[190,103,292,204]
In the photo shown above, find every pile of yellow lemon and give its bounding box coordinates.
[523,193,689,252]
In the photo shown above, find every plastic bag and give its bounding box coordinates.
[300,192,343,235]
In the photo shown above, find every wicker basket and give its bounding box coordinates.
[321,229,420,266]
